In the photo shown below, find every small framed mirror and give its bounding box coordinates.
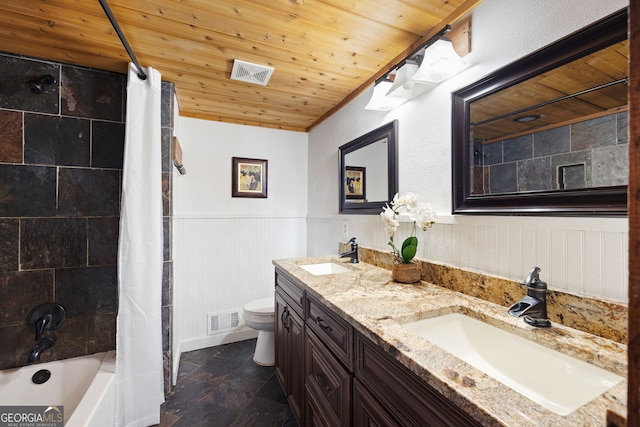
[339,120,398,214]
[452,9,628,216]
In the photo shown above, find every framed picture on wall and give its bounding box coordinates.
[232,157,268,198]
[345,166,366,200]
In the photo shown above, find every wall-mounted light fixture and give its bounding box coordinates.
[385,61,435,100]
[365,19,471,111]
[412,38,468,84]
[364,78,407,111]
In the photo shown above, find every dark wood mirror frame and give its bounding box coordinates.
[339,120,399,214]
[452,8,628,216]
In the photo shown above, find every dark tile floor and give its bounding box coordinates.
[158,339,298,427]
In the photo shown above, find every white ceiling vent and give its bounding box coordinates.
[230,60,274,86]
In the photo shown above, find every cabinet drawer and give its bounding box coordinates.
[306,384,333,427]
[354,378,399,427]
[276,270,304,315]
[355,333,482,427]
[306,329,352,427]
[306,295,354,370]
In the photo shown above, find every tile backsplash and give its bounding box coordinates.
[358,246,628,344]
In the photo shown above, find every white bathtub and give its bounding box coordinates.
[0,351,116,427]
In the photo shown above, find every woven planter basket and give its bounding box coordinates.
[391,261,422,283]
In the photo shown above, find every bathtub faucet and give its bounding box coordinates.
[28,337,55,363]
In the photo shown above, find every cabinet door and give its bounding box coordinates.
[353,378,399,427]
[306,330,352,427]
[306,385,333,427]
[288,307,305,422]
[275,290,288,390]
[275,289,305,424]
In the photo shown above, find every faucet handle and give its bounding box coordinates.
[347,237,357,245]
[522,266,547,290]
[522,266,540,284]
[35,313,53,341]
[27,303,66,341]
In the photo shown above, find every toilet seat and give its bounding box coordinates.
[244,297,274,314]
[243,297,274,324]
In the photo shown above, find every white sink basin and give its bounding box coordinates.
[299,262,352,276]
[401,313,623,415]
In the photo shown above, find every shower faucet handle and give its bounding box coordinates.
[27,303,66,341]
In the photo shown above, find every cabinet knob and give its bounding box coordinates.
[314,371,331,392]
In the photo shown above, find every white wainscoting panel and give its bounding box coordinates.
[174,215,307,346]
[308,215,628,303]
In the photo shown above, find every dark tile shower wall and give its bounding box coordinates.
[0,52,175,390]
[0,53,124,370]
[161,81,175,395]
[474,111,628,194]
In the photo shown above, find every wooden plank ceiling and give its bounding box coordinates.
[471,40,629,143]
[0,0,481,132]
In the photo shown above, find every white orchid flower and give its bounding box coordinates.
[381,193,438,264]
[410,203,438,230]
[380,204,399,236]
[392,192,418,210]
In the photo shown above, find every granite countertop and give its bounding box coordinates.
[272,256,628,427]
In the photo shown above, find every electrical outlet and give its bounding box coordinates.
[342,221,349,239]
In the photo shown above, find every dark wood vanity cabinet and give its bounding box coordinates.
[355,333,482,427]
[275,273,306,423]
[274,268,479,427]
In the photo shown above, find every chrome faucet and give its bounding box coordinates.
[28,337,55,363]
[508,266,551,328]
[339,237,359,263]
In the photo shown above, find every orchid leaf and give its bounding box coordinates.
[400,236,418,263]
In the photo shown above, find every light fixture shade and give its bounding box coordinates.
[412,39,467,84]
[364,80,406,111]
[386,62,434,99]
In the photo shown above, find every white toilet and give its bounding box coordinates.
[243,297,275,366]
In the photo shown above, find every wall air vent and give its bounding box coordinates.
[230,60,274,86]
[207,310,241,335]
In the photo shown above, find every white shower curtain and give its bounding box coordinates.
[116,63,164,427]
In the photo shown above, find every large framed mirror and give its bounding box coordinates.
[339,120,398,214]
[452,9,628,216]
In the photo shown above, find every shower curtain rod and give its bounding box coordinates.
[98,0,147,80]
